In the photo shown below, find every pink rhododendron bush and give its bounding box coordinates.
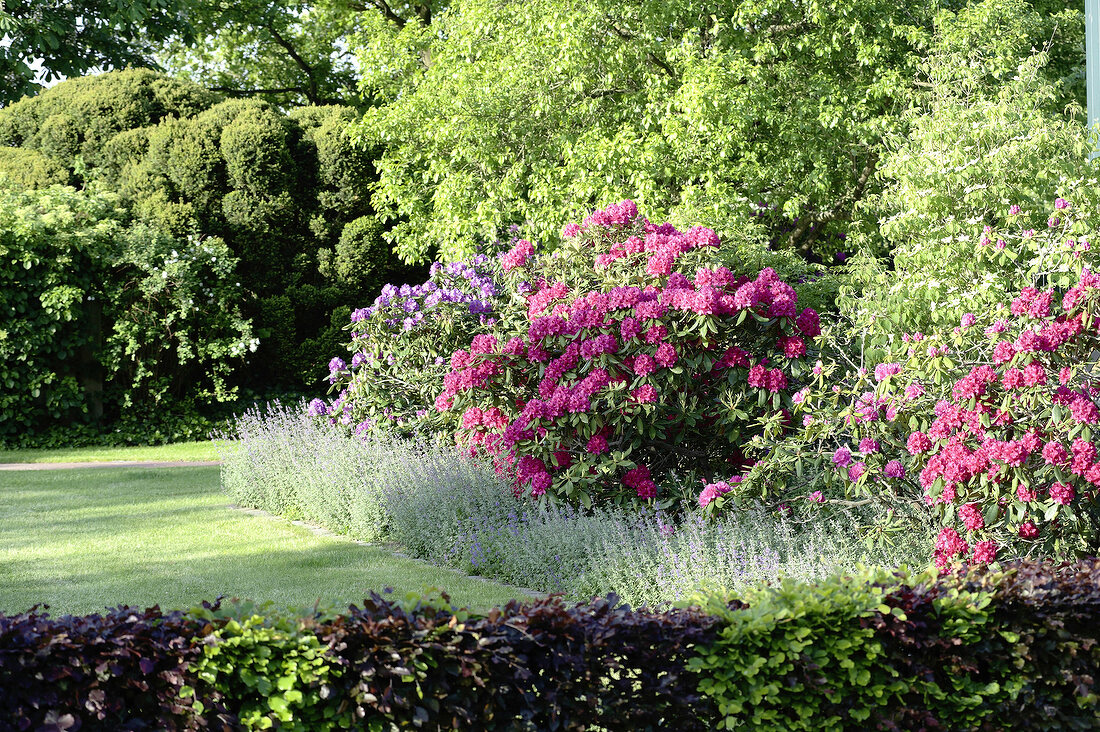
[434,201,820,506]
[736,198,1100,564]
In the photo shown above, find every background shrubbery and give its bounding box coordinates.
[0,70,418,444]
[0,183,252,443]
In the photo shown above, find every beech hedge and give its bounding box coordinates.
[2,562,1099,731]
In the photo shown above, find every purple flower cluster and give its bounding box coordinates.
[357,255,501,333]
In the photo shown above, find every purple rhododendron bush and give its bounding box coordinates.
[738,197,1100,566]
[321,201,820,508]
[313,252,502,438]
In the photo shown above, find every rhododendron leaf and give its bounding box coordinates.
[983,503,1000,526]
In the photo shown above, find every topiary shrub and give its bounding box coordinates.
[0,147,70,187]
[0,71,410,402]
[0,68,217,170]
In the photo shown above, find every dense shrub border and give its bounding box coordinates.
[2,561,1098,731]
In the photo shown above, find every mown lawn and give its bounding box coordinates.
[0,441,219,464]
[0,466,526,615]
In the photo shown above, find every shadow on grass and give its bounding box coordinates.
[0,466,528,616]
[0,542,524,617]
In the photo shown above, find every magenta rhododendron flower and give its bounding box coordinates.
[847,462,866,482]
[858,438,879,454]
[500,240,535,271]
[624,464,657,499]
[874,363,902,382]
[779,335,807,358]
[832,447,852,467]
[698,477,742,508]
[959,503,984,531]
[907,432,933,455]
[654,342,678,368]
[971,540,997,565]
[1016,484,1038,503]
[884,460,905,478]
[1049,482,1075,506]
[934,527,969,567]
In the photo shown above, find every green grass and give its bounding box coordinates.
[0,441,219,464]
[0,466,527,616]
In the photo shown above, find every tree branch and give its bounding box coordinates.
[262,18,320,103]
[790,151,879,251]
[605,20,678,81]
[209,85,308,96]
[348,0,407,28]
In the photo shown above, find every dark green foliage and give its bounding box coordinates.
[0,70,406,408]
[0,183,252,442]
[872,561,1100,731]
[318,215,390,293]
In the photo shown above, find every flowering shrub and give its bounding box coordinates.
[436,201,819,506]
[740,199,1100,563]
[318,254,503,438]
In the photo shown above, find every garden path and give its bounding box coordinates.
[0,461,221,470]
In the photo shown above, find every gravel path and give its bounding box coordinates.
[0,460,221,471]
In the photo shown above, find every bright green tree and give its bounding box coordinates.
[838,0,1091,345]
[348,0,1081,265]
[158,0,391,107]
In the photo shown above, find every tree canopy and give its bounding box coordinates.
[157,0,371,107]
[347,0,1082,264]
[0,0,192,106]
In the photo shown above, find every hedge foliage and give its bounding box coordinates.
[2,561,1098,731]
[0,69,414,406]
[0,183,253,441]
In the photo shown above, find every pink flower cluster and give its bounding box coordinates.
[500,240,535,272]
[624,465,657,499]
[439,202,817,502]
[699,478,742,507]
[907,267,1100,563]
